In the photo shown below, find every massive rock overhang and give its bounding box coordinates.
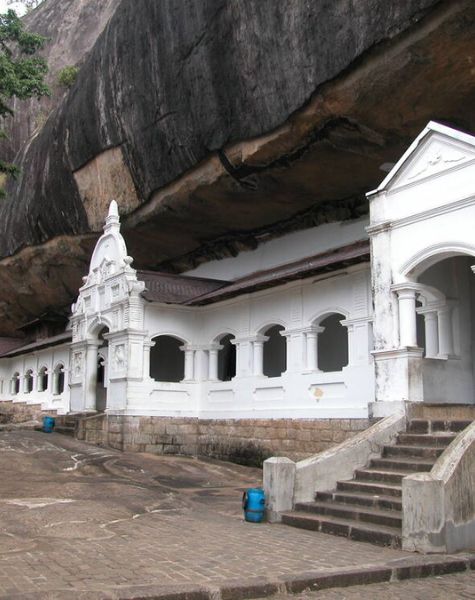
[0,0,474,336]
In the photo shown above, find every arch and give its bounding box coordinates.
[37,366,48,392]
[210,328,238,345]
[256,319,287,336]
[309,307,350,328]
[24,369,33,394]
[402,242,475,280]
[415,283,446,307]
[149,332,189,345]
[11,372,20,395]
[150,335,185,383]
[262,324,286,378]
[86,316,114,339]
[317,313,348,373]
[216,333,236,382]
[53,363,65,395]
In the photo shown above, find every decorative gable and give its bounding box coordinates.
[70,200,145,340]
[369,121,475,196]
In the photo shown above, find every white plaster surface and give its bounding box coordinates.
[185,218,369,281]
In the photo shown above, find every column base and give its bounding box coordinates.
[372,347,424,404]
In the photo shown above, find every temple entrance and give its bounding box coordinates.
[95,327,109,411]
[413,255,475,404]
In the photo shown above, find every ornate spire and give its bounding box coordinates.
[104,199,120,233]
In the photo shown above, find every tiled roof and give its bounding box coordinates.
[186,240,370,305]
[0,332,72,358]
[0,337,25,357]
[137,270,228,304]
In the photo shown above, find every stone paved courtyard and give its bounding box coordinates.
[267,571,475,599]
[0,431,472,599]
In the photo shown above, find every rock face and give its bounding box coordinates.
[1,0,475,335]
[2,0,121,163]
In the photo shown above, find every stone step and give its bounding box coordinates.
[408,419,472,434]
[408,403,475,421]
[280,511,401,547]
[431,419,472,432]
[370,456,435,472]
[397,432,456,447]
[316,490,402,511]
[336,479,402,497]
[294,501,402,528]
[353,468,409,484]
[54,425,75,437]
[383,444,445,459]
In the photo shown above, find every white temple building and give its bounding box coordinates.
[1,121,475,462]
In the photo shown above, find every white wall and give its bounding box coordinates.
[0,344,70,414]
[185,218,368,280]
[139,263,374,419]
[369,122,475,408]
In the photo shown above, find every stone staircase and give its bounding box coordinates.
[280,417,472,547]
[54,412,95,437]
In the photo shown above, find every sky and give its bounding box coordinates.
[0,1,27,16]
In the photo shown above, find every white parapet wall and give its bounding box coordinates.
[402,420,475,553]
[263,410,406,519]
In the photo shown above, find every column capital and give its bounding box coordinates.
[85,340,101,349]
[391,285,418,300]
[231,334,267,345]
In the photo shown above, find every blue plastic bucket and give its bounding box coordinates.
[42,416,55,433]
[242,488,266,523]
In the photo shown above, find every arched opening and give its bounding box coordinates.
[217,334,236,381]
[150,335,185,382]
[263,325,286,378]
[416,299,426,356]
[53,363,65,395]
[95,327,109,412]
[38,367,48,392]
[317,313,348,372]
[415,255,475,404]
[12,372,20,395]
[24,369,33,394]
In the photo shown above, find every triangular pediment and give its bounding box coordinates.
[368,122,475,195]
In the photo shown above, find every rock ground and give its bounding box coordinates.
[0,430,472,599]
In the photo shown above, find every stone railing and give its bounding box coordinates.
[402,420,475,553]
[263,411,406,521]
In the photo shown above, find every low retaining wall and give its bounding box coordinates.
[76,415,369,466]
[0,400,56,424]
[402,420,475,553]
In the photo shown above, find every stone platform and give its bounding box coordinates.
[0,431,472,599]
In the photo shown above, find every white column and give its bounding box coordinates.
[281,329,305,374]
[183,347,195,381]
[230,339,247,377]
[306,331,318,370]
[424,311,439,358]
[143,341,154,379]
[252,336,268,377]
[85,342,99,410]
[305,326,324,371]
[397,288,418,348]
[32,371,38,393]
[208,347,220,381]
[437,306,454,358]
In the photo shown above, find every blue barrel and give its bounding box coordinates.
[242,488,266,523]
[42,416,55,433]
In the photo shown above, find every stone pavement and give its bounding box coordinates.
[0,431,473,599]
[267,571,475,599]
